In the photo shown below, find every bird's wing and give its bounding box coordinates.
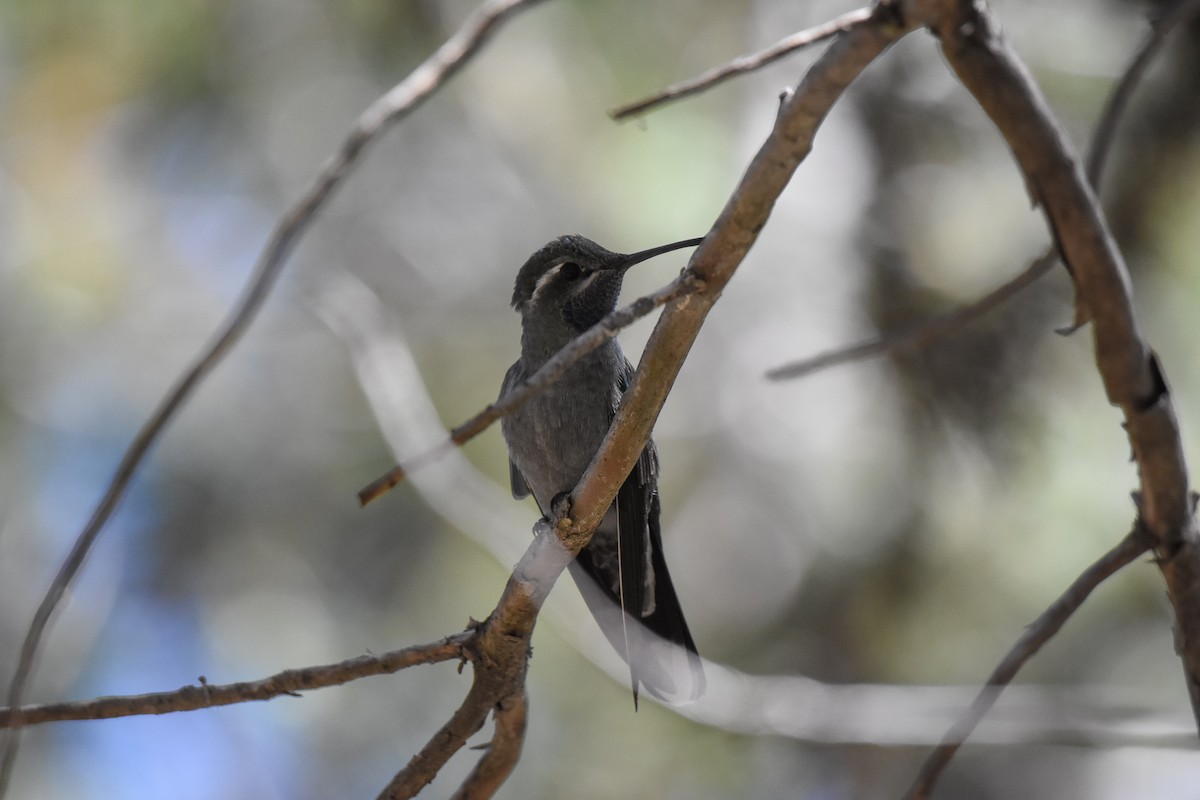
[501,361,532,500]
[509,459,530,500]
[613,360,654,623]
[611,358,705,704]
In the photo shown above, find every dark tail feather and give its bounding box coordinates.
[569,513,705,705]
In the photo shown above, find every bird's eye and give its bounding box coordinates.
[559,262,583,282]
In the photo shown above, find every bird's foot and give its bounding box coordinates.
[549,491,572,522]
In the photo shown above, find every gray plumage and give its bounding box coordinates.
[500,234,705,705]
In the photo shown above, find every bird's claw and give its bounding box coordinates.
[550,491,572,521]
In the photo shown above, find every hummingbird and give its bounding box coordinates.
[500,234,705,705]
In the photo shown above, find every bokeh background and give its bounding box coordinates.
[3,0,1200,797]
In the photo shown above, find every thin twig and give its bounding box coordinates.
[900,0,1200,792]
[767,249,1057,380]
[1086,0,1200,187]
[571,2,910,535]
[904,526,1150,800]
[922,0,1200,721]
[0,634,470,728]
[0,0,546,793]
[768,0,1200,383]
[358,273,702,505]
[610,6,874,120]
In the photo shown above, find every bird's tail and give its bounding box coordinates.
[569,536,705,706]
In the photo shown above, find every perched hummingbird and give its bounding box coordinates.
[500,234,705,705]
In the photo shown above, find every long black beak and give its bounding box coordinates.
[611,237,705,271]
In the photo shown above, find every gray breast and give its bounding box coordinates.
[502,346,621,510]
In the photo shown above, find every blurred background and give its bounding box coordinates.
[2,0,1200,797]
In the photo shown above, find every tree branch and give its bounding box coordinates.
[609,6,875,120]
[903,525,1150,799]
[2,624,1190,748]
[378,668,499,800]
[1086,0,1200,187]
[450,691,528,800]
[357,272,702,505]
[376,521,569,798]
[371,8,914,795]
[0,7,910,796]
[907,0,1200,725]
[325,276,1194,753]
[766,248,1057,380]
[570,2,912,534]
[0,635,469,728]
[12,2,1190,797]
[769,0,1200,383]
[0,0,548,793]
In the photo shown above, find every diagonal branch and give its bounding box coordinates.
[327,277,1194,752]
[769,0,1200,383]
[379,668,500,800]
[449,690,527,800]
[569,2,912,534]
[766,249,1057,380]
[903,525,1150,799]
[1086,0,1200,187]
[0,0,548,793]
[909,0,1200,724]
[374,5,914,796]
[377,522,569,799]
[609,5,874,120]
[357,272,701,505]
[2,6,910,797]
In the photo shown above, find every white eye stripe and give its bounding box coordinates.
[575,271,599,293]
[531,264,562,299]
[530,261,596,303]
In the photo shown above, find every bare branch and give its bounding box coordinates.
[1087,0,1200,187]
[368,43,929,795]
[0,635,469,729]
[6,1,1192,796]
[379,673,496,800]
[0,0,547,792]
[570,3,912,535]
[766,249,1057,380]
[382,38,917,794]
[610,6,875,120]
[377,524,565,799]
[451,691,528,800]
[326,277,1194,752]
[357,272,702,505]
[904,525,1150,800]
[909,0,1200,725]
[1,10,906,794]
[3,616,1189,749]
[770,0,1200,382]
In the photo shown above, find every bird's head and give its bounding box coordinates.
[511,234,702,332]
